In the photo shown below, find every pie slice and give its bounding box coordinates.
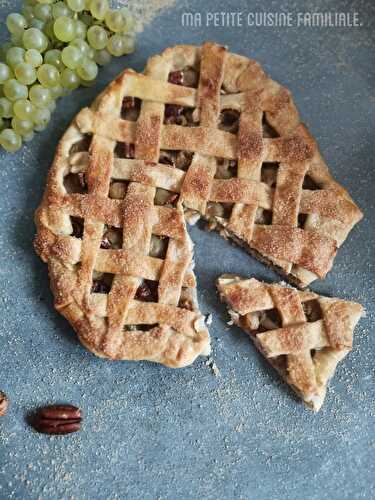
[217,275,364,411]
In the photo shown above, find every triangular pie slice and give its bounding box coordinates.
[217,275,364,411]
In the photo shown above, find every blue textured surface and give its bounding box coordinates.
[1,0,374,499]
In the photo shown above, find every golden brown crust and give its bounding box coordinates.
[217,275,364,411]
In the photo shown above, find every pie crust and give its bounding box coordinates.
[217,275,364,411]
[34,41,363,367]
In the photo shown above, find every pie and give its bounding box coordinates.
[138,42,361,288]
[34,41,362,368]
[217,275,364,411]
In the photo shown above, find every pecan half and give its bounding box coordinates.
[33,405,82,435]
[0,392,9,417]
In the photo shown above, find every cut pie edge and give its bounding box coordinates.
[217,274,364,411]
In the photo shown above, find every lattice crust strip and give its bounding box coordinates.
[35,42,363,366]
[217,275,364,411]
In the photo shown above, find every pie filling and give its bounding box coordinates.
[231,297,324,380]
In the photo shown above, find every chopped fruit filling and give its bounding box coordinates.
[91,272,114,294]
[70,216,84,239]
[115,142,135,159]
[135,280,158,302]
[215,158,237,179]
[219,109,240,133]
[109,181,128,199]
[149,235,168,259]
[302,299,323,322]
[100,227,123,250]
[64,172,88,194]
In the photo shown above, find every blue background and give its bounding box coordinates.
[0,0,374,498]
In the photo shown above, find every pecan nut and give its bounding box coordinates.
[0,391,9,417]
[33,405,82,435]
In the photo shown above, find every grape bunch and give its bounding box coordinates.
[0,0,136,152]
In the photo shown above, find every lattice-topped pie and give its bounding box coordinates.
[217,275,364,410]
[64,42,361,288]
[35,41,362,366]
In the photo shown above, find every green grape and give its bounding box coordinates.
[6,47,26,69]
[107,34,125,56]
[67,0,85,13]
[0,128,22,152]
[105,10,126,32]
[90,0,108,20]
[33,106,50,125]
[61,46,81,69]
[30,18,45,31]
[34,123,47,131]
[3,79,28,101]
[122,35,135,54]
[0,63,11,84]
[43,19,56,40]
[21,4,35,23]
[77,58,98,81]
[54,17,76,42]
[23,131,34,142]
[87,25,108,50]
[60,68,80,89]
[0,118,4,131]
[0,43,12,63]
[33,3,52,21]
[15,62,37,85]
[93,48,111,66]
[86,47,95,59]
[52,2,72,19]
[13,99,35,120]
[0,97,13,118]
[47,99,56,112]
[70,38,90,55]
[25,48,43,67]
[12,117,33,136]
[43,49,64,70]
[6,13,28,34]
[84,0,91,9]
[37,0,55,5]
[50,85,63,99]
[80,78,95,87]
[120,7,135,33]
[22,28,48,52]
[75,19,87,39]
[10,33,24,46]
[29,84,51,107]
[37,63,60,87]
